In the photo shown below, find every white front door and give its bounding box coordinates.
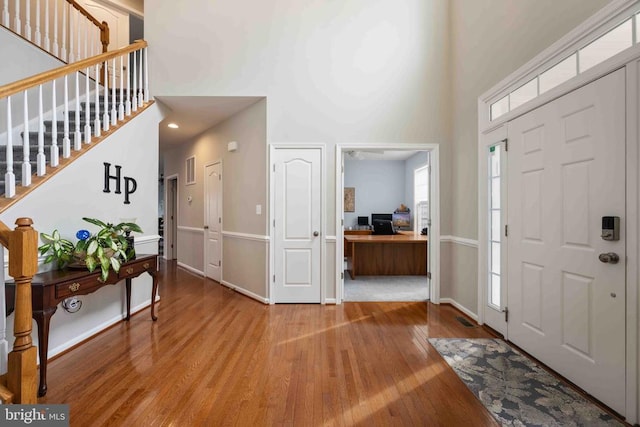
[205,162,222,282]
[483,126,508,337]
[273,148,322,303]
[507,69,626,414]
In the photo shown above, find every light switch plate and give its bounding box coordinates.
[256,204,262,215]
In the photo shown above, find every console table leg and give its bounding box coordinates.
[125,278,132,321]
[149,271,158,321]
[33,307,56,397]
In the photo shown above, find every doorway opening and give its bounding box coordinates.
[336,144,440,304]
[164,175,178,261]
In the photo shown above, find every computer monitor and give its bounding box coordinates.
[372,219,395,235]
[371,213,392,224]
[357,216,369,226]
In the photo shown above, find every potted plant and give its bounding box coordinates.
[38,217,143,281]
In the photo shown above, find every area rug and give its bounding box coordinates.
[428,338,622,426]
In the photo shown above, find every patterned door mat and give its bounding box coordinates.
[428,338,623,426]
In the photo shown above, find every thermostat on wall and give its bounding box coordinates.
[228,141,238,152]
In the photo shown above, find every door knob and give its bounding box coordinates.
[598,252,620,264]
[313,231,319,237]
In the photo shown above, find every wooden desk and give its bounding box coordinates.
[5,254,159,397]
[344,229,372,257]
[344,232,427,279]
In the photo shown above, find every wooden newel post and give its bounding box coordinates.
[5,217,38,403]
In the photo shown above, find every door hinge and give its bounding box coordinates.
[502,138,508,151]
[273,164,276,172]
[427,272,432,279]
[273,274,276,282]
[219,217,221,223]
[218,260,221,267]
[505,224,508,237]
[219,174,221,180]
[341,272,344,279]
[341,165,344,173]
[273,219,276,227]
[341,219,344,226]
[503,307,509,322]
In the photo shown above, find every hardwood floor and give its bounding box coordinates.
[39,260,500,426]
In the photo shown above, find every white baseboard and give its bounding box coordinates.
[324,298,337,304]
[46,298,155,360]
[439,298,478,322]
[177,262,205,277]
[221,280,269,304]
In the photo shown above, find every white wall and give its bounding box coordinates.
[343,159,405,229]
[404,151,429,225]
[1,104,163,359]
[147,0,451,300]
[446,0,613,314]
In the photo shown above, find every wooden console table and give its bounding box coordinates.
[344,232,427,279]
[4,254,159,397]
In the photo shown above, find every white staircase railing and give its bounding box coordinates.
[0,40,149,209]
[1,0,109,63]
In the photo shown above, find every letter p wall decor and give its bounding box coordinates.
[103,162,138,204]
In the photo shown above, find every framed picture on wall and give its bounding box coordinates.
[344,187,355,212]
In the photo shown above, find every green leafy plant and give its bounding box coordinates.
[38,230,76,269]
[38,218,143,281]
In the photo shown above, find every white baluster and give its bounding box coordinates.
[111,58,117,125]
[50,79,59,167]
[24,1,31,41]
[13,0,20,35]
[83,11,88,61]
[94,63,101,137]
[52,0,59,57]
[138,50,143,107]
[22,91,31,187]
[68,6,74,63]
[76,9,81,62]
[2,0,9,27]
[84,67,91,144]
[61,1,67,62]
[44,0,50,52]
[125,52,132,116]
[35,0,42,46]
[132,51,138,112]
[5,96,15,198]
[144,47,149,102]
[62,75,71,158]
[118,54,124,120]
[74,71,81,150]
[37,85,46,176]
[103,62,109,131]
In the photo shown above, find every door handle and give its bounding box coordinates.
[204,225,209,230]
[313,231,319,237]
[598,252,619,264]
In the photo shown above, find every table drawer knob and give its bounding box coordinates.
[126,267,134,275]
[143,263,150,269]
[69,283,80,292]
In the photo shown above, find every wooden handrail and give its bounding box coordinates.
[0,40,147,99]
[67,0,107,32]
[65,0,110,53]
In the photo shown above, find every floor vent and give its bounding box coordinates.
[456,316,475,328]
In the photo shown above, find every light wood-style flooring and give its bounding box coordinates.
[39,260,500,426]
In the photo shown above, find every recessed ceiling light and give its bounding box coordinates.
[167,123,179,129]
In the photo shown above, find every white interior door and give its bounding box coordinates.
[274,148,322,303]
[205,162,222,282]
[507,69,626,414]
